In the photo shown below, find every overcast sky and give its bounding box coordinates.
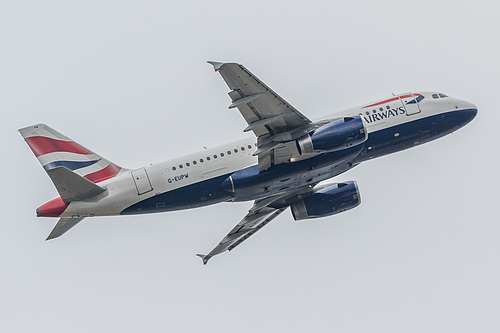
[1,0,499,332]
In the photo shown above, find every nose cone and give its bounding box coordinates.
[447,101,477,132]
[465,107,478,122]
[460,101,478,124]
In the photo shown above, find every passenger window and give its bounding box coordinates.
[179,165,183,169]
[200,158,204,163]
[366,111,370,115]
[227,151,231,155]
[220,153,224,157]
[186,162,190,167]
[386,105,390,109]
[207,157,211,161]
[379,107,383,111]
[248,145,252,149]
[234,149,238,153]
[372,109,376,113]
[193,161,197,165]
[241,147,245,151]
[172,166,176,171]
[214,154,218,159]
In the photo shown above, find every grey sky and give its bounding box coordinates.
[1,0,499,332]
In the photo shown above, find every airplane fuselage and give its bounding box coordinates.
[40,91,476,219]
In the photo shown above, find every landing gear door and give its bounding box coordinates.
[131,168,153,195]
[397,93,421,116]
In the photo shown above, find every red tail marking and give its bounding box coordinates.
[25,136,92,157]
[84,163,121,183]
[37,197,69,217]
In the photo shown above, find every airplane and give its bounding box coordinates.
[19,61,477,264]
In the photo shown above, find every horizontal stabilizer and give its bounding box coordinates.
[46,217,85,240]
[47,166,106,203]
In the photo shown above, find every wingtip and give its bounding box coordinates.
[196,253,209,265]
[207,61,224,72]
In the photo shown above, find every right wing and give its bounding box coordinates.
[196,207,287,265]
[197,185,315,264]
[209,62,321,171]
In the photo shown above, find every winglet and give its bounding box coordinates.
[196,254,209,265]
[207,61,224,72]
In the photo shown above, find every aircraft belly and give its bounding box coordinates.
[120,109,475,216]
[229,145,363,202]
[120,173,233,215]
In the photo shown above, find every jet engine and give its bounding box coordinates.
[296,116,367,154]
[291,181,361,220]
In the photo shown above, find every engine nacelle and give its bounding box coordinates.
[296,116,367,154]
[291,181,361,221]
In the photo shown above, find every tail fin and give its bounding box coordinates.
[19,124,126,183]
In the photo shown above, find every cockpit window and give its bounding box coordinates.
[432,93,449,99]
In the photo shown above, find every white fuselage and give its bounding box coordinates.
[58,92,477,218]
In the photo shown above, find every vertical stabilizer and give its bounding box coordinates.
[19,124,126,183]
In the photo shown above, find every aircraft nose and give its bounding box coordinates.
[453,100,478,126]
[462,101,478,121]
[469,106,478,120]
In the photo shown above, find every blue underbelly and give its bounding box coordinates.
[121,174,233,215]
[120,109,476,215]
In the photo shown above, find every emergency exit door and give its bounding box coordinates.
[397,92,421,116]
[131,168,153,195]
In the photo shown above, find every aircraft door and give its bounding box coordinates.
[398,93,421,116]
[131,168,153,195]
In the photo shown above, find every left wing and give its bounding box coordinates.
[208,62,320,171]
[197,186,315,264]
